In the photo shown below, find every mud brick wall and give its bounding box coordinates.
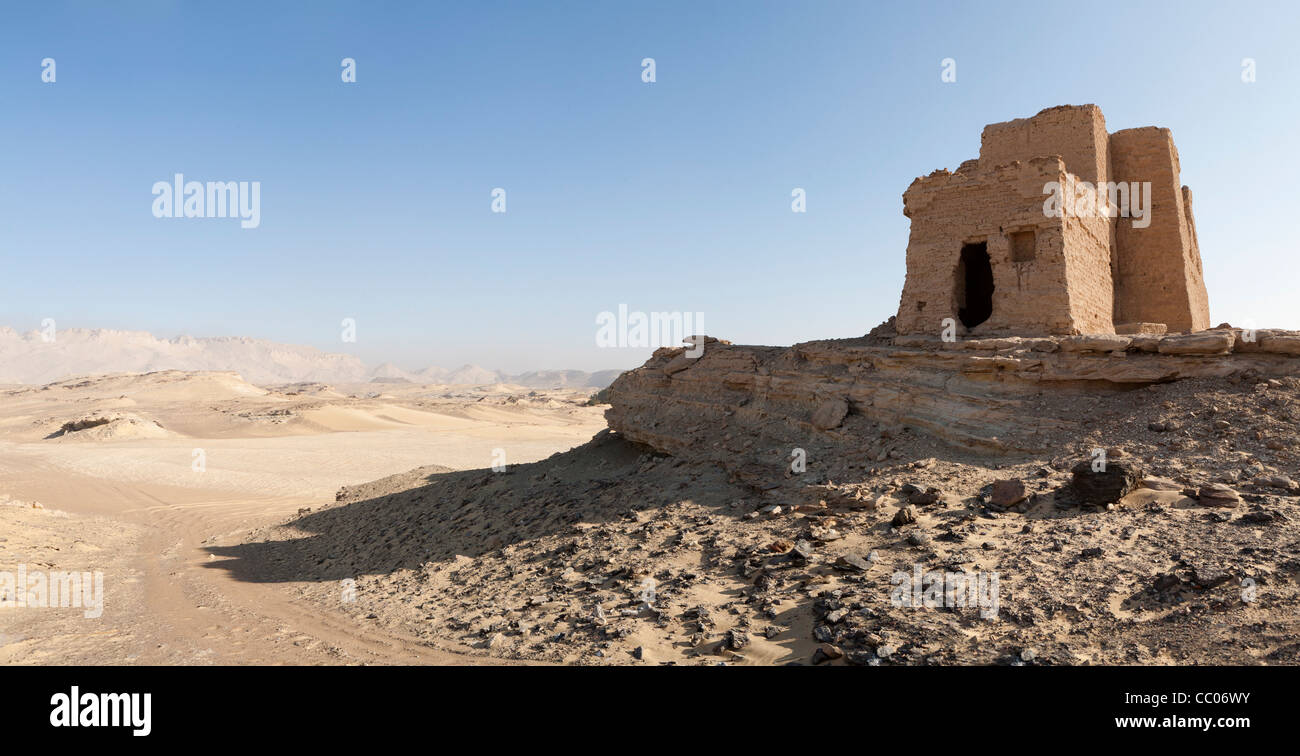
[1109,127,1211,332]
[897,158,1082,336]
[896,105,1209,337]
[980,104,1110,187]
[1061,204,1115,333]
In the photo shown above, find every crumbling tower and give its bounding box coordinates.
[895,104,1210,337]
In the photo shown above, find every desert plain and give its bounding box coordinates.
[0,370,605,664]
[6,324,1300,667]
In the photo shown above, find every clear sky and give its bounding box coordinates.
[1,1,1296,372]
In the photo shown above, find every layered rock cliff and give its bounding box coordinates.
[605,324,1300,485]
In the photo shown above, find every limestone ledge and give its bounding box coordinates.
[604,331,1300,466]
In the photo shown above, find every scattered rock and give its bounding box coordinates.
[1153,573,1182,592]
[990,479,1028,508]
[907,488,942,505]
[809,525,843,542]
[811,644,843,664]
[1190,566,1232,589]
[1197,483,1241,508]
[1069,460,1143,505]
[789,540,814,565]
[833,554,871,572]
[1253,475,1296,491]
[891,505,918,527]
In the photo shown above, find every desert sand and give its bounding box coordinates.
[0,370,606,664]
[6,323,1300,668]
[5,342,1300,667]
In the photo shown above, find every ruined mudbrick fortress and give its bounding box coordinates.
[895,105,1210,337]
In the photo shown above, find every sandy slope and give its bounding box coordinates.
[231,371,1300,666]
[10,366,1296,667]
[0,371,605,665]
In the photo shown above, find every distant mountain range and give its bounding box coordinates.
[0,327,622,388]
[366,361,622,389]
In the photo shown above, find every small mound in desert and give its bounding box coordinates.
[51,412,172,441]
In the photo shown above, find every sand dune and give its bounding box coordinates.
[0,369,608,664]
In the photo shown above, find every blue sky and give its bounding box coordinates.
[1,1,1296,372]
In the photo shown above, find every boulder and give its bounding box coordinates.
[1198,483,1241,508]
[811,398,850,430]
[990,479,1028,508]
[1069,460,1143,505]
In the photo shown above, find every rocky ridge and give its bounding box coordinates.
[239,323,1300,665]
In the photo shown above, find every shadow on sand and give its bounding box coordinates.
[200,431,677,584]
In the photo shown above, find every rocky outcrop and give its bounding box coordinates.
[604,329,1300,472]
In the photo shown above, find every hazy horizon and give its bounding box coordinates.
[3,1,1297,373]
[0,323,632,381]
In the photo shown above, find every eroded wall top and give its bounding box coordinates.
[979,104,1110,187]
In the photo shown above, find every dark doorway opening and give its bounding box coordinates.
[956,242,993,329]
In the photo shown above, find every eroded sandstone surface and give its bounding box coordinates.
[239,329,1300,666]
[605,325,1300,468]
